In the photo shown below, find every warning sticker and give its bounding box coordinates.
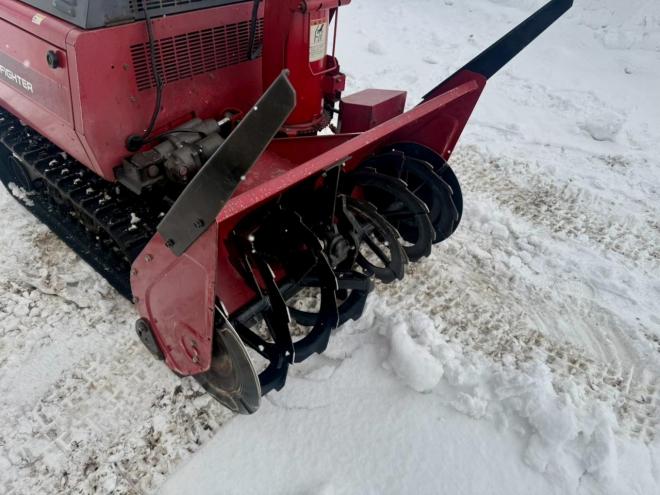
[309,21,328,62]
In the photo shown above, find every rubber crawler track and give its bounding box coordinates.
[0,107,161,299]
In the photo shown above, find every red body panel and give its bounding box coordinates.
[131,226,218,375]
[263,0,349,133]
[0,1,263,180]
[0,2,91,163]
[0,0,73,47]
[67,2,262,179]
[221,72,486,223]
[132,71,486,375]
[339,89,408,133]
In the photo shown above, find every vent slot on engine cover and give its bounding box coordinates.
[130,19,263,91]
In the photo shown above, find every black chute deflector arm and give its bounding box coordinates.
[158,72,296,256]
[423,0,573,100]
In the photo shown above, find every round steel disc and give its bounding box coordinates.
[195,324,261,415]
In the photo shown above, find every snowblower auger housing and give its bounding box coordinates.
[0,0,573,413]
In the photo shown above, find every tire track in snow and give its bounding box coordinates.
[0,193,234,495]
[456,146,660,266]
[457,144,660,370]
[379,236,660,443]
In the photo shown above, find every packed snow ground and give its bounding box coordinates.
[1,0,659,494]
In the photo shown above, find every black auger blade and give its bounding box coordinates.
[158,72,296,256]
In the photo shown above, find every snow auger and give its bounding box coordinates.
[0,0,573,413]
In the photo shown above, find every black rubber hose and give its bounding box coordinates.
[126,0,165,151]
[247,0,262,60]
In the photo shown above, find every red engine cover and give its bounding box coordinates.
[0,0,264,180]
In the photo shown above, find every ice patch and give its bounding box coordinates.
[303,364,337,381]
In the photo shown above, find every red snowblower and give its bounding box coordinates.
[0,0,573,413]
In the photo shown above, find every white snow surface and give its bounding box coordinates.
[2,0,660,494]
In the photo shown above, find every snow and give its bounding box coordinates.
[381,314,445,393]
[160,299,658,495]
[161,316,566,495]
[7,182,34,206]
[2,0,660,494]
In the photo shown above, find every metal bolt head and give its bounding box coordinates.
[136,319,149,334]
[147,165,160,178]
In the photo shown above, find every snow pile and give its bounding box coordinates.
[381,315,444,393]
[364,301,623,488]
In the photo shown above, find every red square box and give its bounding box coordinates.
[339,89,407,133]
